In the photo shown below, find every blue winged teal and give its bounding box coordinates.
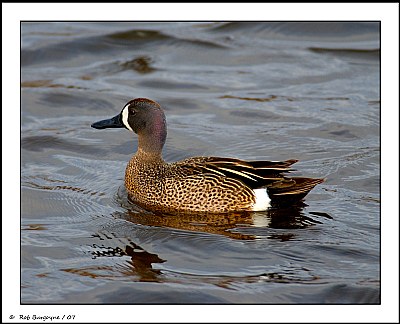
[91,98,324,213]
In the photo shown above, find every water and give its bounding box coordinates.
[20,22,380,305]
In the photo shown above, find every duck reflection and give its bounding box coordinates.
[114,199,331,241]
[67,189,331,282]
[80,238,166,282]
[81,202,331,282]
[117,245,166,282]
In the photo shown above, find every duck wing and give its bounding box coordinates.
[173,156,324,205]
[175,156,298,187]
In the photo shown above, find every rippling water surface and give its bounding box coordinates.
[21,22,380,304]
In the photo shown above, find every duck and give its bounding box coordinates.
[91,98,324,213]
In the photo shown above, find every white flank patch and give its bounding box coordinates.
[122,105,133,131]
[252,188,271,211]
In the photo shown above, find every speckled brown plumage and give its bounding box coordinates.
[124,150,258,213]
[92,98,324,213]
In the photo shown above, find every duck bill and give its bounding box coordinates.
[91,114,124,129]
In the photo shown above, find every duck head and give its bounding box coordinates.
[92,98,167,154]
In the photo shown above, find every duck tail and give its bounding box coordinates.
[267,177,325,205]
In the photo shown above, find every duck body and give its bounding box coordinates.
[92,98,324,213]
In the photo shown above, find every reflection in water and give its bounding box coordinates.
[67,236,321,288]
[114,207,319,240]
[64,240,166,283]
[62,190,332,285]
[122,245,166,282]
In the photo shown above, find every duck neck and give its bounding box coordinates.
[137,136,164,158]
[136,122,167,159]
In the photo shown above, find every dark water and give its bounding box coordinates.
[21,22,380,305]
